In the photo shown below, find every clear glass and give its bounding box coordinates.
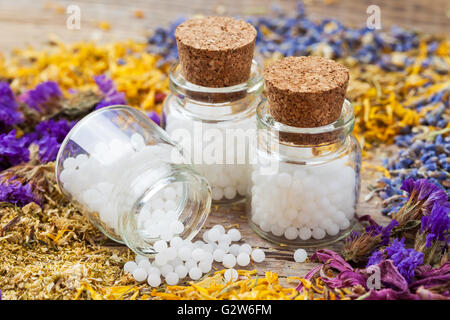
[247,99,361,247]
[162,59,264,205]
[55,106,211,256]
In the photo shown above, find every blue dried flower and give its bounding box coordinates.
[147,111,161,126]
[0,178,39,206]
[0,82,23,132]
[93,75,127,109]
[21,81,62,112]
[0,130,30,171]
[420,203,450,248]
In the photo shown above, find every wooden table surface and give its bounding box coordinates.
[0,0,444,282]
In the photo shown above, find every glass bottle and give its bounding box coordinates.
[162,59,264,204]
[247,99,361,246]
[56,106,211,256]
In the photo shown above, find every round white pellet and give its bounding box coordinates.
[218,234,232,246]
[213,249,225,262]
[224,268,238,282]
[164,247,177,261]
[147,266,161,277]
[124,261,138,274]
[184,259,196,270]
[155,252,168,266]
[175,265,188,278]
[222,254,236,268]
[189,267,202,280]
[198,261,212,273]
[284,227,298,240]
[147,274,161,287]
[207,228,221,242]
[293,249,308,263]
[236,253,250,266]
[170,220,184,235]
[217,243,230,254]
[137,259,152,270]
[135,254,148,264]
[223,186,237,200]
[227,228,241,242]
[160,264,174,277]
[212,225,225,235]
[211,187,224,201]
[170,236,184,249]
[230,244,241,256]
[326,223,340,236]
[202,231,211,243]
[178,246,192,261]
[239,244,252,255]
[165,272,179,285]
[298,227,312,240]
[251,249,265,263]
[132,268,147,282]
[312,227,326,240]
[191,248,205,262]
[270,224,285,237]
[154,240,167,252]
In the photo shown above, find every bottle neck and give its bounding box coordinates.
[167,59,264,118]
[256,99,355,159]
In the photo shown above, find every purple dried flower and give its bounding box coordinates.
[35,119,74,143]
[0,178,39,206]
[20,81,62,112]
[368,238,424,283]
[420,203,450,248]
[0,130,30,171]
[0,82,23,131]
[37,135,60,163]
[343,219,398,263]
[93,75,127,109]
[367,250,384,266]
[401,178,448,211]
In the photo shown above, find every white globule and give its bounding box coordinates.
[132,268,148,282]
[293,249,308,263]
[165,114,253,202]
[224,268,239,282]
[250,155,356,241]
[251,249,265,263]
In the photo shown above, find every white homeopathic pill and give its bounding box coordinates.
[293,249,308,263]
[222,254,236,268]
[165,272,180,286]
[147,274,161,287]
[251,249,265,263]
[227,228,241,242]
[224,268,239,282]
[132,268,147,282]
[236,253,250,266]
[189,267,202,280]
[124,261,138,274]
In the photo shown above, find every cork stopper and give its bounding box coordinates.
[175,16,257,88]
[265,56,349,128]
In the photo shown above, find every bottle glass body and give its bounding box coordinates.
[56,106,211,256]
[247,99,361,246]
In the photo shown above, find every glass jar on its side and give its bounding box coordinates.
[56,106,211,256]
[162,59,264,205]
[247,99,361,246]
